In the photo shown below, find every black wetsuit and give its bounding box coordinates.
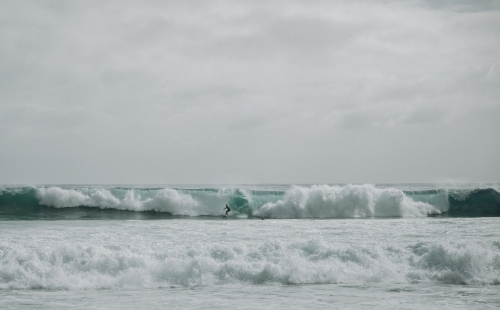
[224,205,231,216]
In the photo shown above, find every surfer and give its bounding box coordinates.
[223,204,231,217]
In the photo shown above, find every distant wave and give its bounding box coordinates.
[35,187,230,216]
[255,185,439,218]
[0,185,499,219]
[0,237,499,289]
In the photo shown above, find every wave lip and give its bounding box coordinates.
[256,185,440,218]
[448,188,500,217]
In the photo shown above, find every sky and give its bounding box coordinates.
[0,0,499,185]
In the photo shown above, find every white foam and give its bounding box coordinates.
[1,238,498,290]
[36,187,96,208]
[255,185,439,218]
[35,187,232,216]
[407,242,500,284]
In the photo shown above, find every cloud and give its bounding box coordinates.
[0,0,499,183]
[419,0,500,12]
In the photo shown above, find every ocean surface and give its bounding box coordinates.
[1,184,499,309]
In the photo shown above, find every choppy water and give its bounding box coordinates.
[1,184,499,309]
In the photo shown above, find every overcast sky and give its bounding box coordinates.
[0,0,499,185]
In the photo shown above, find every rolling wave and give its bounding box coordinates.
[0,185,499,219]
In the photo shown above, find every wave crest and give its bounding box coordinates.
[35,187,231,216]
[0,185,499,219]
[256,185,439,218]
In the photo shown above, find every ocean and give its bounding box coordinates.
[1,184,499,309]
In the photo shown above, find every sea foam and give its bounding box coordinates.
[1,238,498,290]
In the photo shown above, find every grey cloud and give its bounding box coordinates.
[171,85,245,103]
[267,17,358,55]
[419,0,500,12]
[337,110,373,129]
[403,108,446,125]
[485,59,500,80]
[0,105,93,139]
[227,115,270,132]
[0,0,499,183]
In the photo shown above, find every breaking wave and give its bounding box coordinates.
[0,238,499,289]
[0,184,499,219]
[256,185,439,218]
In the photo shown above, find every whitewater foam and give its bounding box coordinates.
[255,185,440,218]
[35,187,233,216]
[1,235,499,290]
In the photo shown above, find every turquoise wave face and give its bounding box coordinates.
[0,185,499,220]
